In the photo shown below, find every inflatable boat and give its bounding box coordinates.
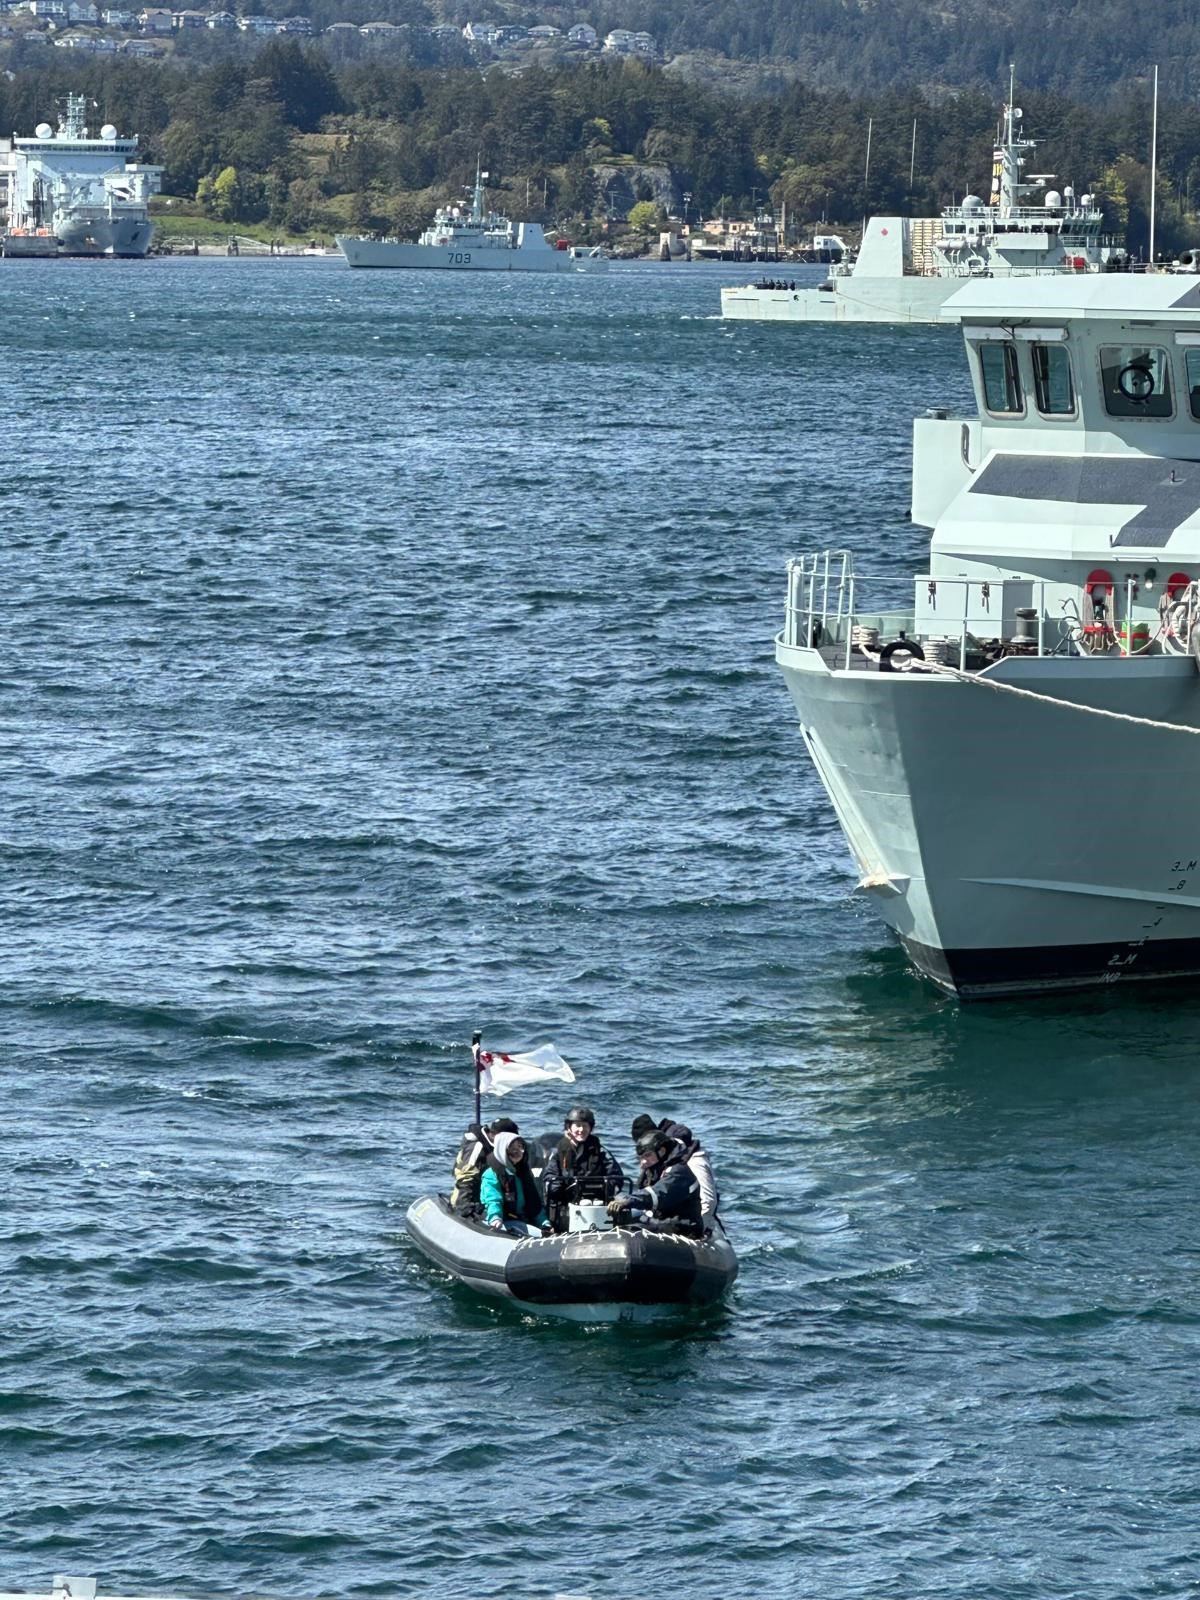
[406,1194,737,1324]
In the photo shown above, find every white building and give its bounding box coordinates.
[567,22,596,44]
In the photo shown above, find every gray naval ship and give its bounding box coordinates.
[723,87,1122,325]
[337,159,608,273]
[779,272,1200,997]
[1,95,161,258]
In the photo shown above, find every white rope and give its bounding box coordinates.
[907,657,1200,734]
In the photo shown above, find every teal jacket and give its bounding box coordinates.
[480,1161,549,1228]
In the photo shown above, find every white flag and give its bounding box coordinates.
[476,1043,575,1097]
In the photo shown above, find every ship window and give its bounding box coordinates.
[1185,350,1200,419]
[1100,344,1173,418]
[1031,343,1075,415]
[979,341,1024,414]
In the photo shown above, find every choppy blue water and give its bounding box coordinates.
[4,258,1200,1600]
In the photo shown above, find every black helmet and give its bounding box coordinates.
[565,1105,596,1129]
[635,1128,671,1160]
[488,1116,519,1137]
[630,1114,656,1142]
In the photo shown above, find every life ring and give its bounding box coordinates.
[878,638,926,672]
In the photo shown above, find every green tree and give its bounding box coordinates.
[627,199,664,233]
[211,165,241,221]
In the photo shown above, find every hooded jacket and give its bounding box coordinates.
[480,1134,549,1228]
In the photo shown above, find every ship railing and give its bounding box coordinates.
[785,551,855,652]
[786,556,1073,669]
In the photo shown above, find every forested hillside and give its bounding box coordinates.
[1,49,1196,251]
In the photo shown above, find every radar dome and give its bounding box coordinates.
[961,194,983,211]
[1063,185,1075,199]
[100,123,118,140]
[1080,194,1093,209]
[1044,190,1062,209]
[35,122,52,138]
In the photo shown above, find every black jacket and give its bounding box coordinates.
[628,1154,702,1232]
[542,1133,624,1204]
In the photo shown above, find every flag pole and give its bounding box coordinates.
[1149,64,1159,266]
[471,1030,482,1127]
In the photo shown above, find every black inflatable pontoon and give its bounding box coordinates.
[406,1194,737,1323]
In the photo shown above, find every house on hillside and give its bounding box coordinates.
[275,14,311,31]
[462,19,498,44]
[172,8,205,26]
[567,22,596,44]
[137,5,172,30]
[102,7,135,23]
[527,22,558,37]
[204,9,235,24]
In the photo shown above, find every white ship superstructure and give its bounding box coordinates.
[778,273,1200,997]
[337,160,608,273]
[2,95,160,258]
[723,88,1122,325]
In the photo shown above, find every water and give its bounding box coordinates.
[3,258,1198,1600]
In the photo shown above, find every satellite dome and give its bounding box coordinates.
[1063,185,1075,199]
[35,122,52,138]
[1044,190,1062,209]
[100,123,118,140]
[1080,194,1093,209]
[961,194,983,211]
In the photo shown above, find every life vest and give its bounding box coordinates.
[450,1125,491,1211]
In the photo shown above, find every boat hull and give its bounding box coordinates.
[722,275,971,325]
[4,216,154,259]
[778,639,1200,997]
[406,1194,736,1322]
[336,237,606,272]
[56,214,154,257]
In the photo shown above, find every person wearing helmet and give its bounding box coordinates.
[607,1128,702,1235]
[629,1114,719,1233]
[541,1105,624,1232]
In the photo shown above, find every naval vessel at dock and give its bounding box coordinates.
[1,95,161,259]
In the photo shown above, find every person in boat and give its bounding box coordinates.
[630,1114,719,1233]
[480,1132,551,1234]
[450,1116,518,1215]
[541,1106,624,1231]
[607,1128,703,1235]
